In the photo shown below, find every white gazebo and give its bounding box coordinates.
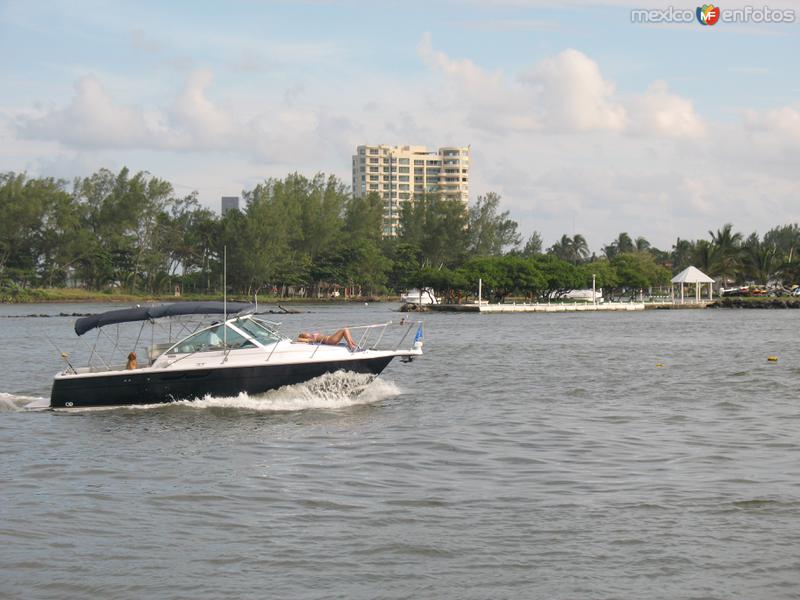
[671,266,714,304]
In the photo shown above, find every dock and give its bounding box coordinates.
[430,302,646,313]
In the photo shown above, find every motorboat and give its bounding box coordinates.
[548,288,604,303]
[50,302,423,409]
[400,288,440,305]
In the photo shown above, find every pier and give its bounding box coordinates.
[430,302,645,313]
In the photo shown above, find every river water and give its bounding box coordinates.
[1,303,799,599]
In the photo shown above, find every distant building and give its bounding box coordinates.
[221,196,239,215]
[352,144,470,237]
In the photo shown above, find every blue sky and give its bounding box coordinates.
[1,0,798,250]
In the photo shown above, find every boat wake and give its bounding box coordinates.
[138,372,402,412]
[167,371,402,413]
[0,392,49,412]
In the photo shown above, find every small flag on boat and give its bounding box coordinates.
[414,324,423,344]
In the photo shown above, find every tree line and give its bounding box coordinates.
[1,168,798,301]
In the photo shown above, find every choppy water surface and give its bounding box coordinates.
[2,303,800,599]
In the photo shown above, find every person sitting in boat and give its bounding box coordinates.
[297,328,357,351]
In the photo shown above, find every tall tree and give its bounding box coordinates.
[398,194,469,268]
[635,236,651,252]
[520,232,543,257]
[549,234,589,264]
[611,252,670,299]
[602,232,634,259]
[693,239,714,275]
[466,192,521,256]
[741,232,776,285]
[709,223,743,286]
[671,238,694,273]
[764,224,800,283]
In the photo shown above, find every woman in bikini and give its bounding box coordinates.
[297,328,357,351]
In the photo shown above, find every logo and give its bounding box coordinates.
[697,4,721,25]
[631,4,795,25]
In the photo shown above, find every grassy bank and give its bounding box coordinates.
[0,286,393,304]
[0,287,214,304]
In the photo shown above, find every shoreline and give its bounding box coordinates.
[4,288,800,309]
[0,288,395,305]
[707,297,800,309]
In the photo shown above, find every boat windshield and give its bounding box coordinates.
[170,324,255,354]
[235,318,282,346]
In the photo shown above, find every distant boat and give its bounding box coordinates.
[400,288,440,305]
[548,289,603,302]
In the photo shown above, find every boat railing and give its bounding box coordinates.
[71,363,129,375]
[306,320,422,359]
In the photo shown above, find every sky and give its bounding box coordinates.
[1,0,798,252]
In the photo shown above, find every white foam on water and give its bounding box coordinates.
[0,392,49,412]
[64,372,403,413]
[200,374,400,412]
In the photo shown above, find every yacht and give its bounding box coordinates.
[50,302,423,409]
[400,288,440,305]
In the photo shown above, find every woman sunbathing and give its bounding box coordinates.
[297,328,357,351]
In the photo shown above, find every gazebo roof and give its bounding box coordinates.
[671,266,714,284]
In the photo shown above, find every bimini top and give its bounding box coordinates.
[74,301,253,336]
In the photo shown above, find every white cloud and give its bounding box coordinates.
[11,41,708,160]
[19,76,156,149]
[713,105,800,169]
[13,69,359,168]
[520,48,626,132]
[168,69,238,148]
[628,81,706,138]
[419,38,704,138]
[418,32,504,93]
[742,105,800,144]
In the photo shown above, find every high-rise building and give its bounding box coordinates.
[221,196,239,215]
[352,144,470,237]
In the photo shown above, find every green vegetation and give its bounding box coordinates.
[2,167,798,304]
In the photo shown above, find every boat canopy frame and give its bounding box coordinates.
[74,301,254,336]
[69,303,254,373]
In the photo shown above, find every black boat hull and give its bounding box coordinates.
[50,356,395,408]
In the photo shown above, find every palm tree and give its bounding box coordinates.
[709,224,743,287]
[672,238,693,272]
[741,232,776,285]
[635,236,651,252]
[572,234,590,263]
[764,224,800,284]
[615,232,634,253]
[601,242,618,260]
[693,240,714,274]
[548,234,590,264]
[548,235,572,262]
